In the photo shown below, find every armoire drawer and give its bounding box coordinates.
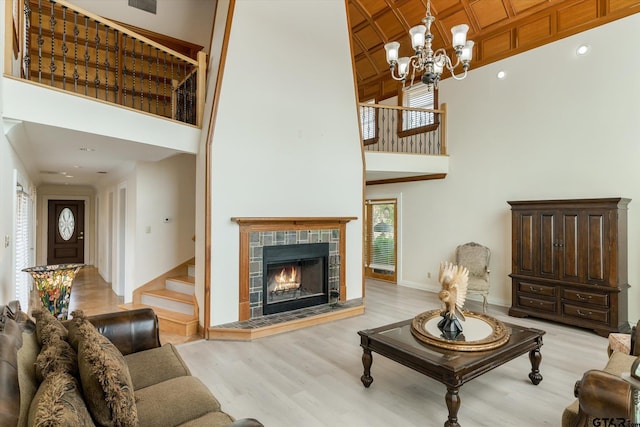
[562,289,608,307]
[563,303,609,324]
[518,295,556,313]
[518,282,556,297]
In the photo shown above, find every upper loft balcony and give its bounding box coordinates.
[360,102,449,185]
[2,0,206,186]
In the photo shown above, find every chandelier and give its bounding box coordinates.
[383,0,474,90]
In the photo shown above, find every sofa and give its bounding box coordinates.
[561,321,639,427]
[0,300,263,427]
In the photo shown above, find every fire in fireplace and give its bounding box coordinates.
[262,242,329,315]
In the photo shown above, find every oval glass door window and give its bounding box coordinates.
[58,208,75,241]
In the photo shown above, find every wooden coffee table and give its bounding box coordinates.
[358,318,545,427]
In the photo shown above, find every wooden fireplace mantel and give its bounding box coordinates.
[231,216,357,321]
[231,217,357,226]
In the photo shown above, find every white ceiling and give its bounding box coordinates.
[6,121,183,187]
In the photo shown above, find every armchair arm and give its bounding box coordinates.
[573,369,632,425]
[631,320,639,356]
[86,308,161,356]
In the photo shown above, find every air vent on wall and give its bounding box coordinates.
[128,0,156,14]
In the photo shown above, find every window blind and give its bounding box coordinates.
[15,187,32,310]
[402,84,436,130]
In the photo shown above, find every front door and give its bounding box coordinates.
[47,200,85,265]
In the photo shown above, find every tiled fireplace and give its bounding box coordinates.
[231,217,355,321]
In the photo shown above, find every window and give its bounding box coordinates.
[359,99,378,144]
[15,184,33,311]
[398,84,439,136]
[365,199,397,283]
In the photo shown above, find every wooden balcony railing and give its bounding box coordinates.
[4,0,206,126]
[359,103,447,155]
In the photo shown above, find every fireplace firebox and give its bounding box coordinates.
[262,242,329,315]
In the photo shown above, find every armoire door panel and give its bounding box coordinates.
[587,213,605,282]
[539,213,556,277]
[561,213,579,280]
[518,214,535,274]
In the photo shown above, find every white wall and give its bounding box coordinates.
[366,13,640,323]
[134,154,196,286]
[208,0,363,326]
[0,132,34,304]
[94,154,195,300]
[71,0,215,52]
[0,9,36,304]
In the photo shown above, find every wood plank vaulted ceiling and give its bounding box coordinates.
[349,0,640,101]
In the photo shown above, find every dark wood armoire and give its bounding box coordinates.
[508,198,631,336]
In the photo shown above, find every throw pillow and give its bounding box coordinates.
[76,319,138,427]
[28,371,96,427]
[31,308,68,347]
[35,332,78,383]
[65,310,86,351]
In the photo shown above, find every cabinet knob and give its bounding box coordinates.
[529,286,538,292]
[577,310,592,317]
[576,294,592,300]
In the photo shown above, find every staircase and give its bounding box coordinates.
[119,264,199,337]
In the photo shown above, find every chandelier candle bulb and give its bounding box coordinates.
[461,41,474,64]
[398,57,410,76]
[410,25,427,49]
[451,24,469,49]
[384,42,400,63]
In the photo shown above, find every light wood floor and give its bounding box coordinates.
[64,269,612,426]
[47,266,198,345]
[177,279,611,427]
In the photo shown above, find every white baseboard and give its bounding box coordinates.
[397,280,510,308]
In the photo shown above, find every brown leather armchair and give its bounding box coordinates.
[562,321,640,427]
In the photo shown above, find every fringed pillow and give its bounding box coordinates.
[65,310,86,351]
[76,319,138,427]
[31,308,68,347]
[28,371,95,427]
[35,330,78,383]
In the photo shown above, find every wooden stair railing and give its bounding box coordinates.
[4,0,206,127]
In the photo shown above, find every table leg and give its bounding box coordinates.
[361,348,373,388]
[444,386,461,427]
[528,348,543,385]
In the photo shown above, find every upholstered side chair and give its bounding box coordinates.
[455,242,491,313]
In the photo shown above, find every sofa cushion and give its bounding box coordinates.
[135,376,221,427]
[177,411,236,427]
[35,333,78,383]
[76,320,137,427]
[124,343,191,390]
[604,351,637,376]
[16,330,39,427]
[31,309,67,347]
[27,371,95,427]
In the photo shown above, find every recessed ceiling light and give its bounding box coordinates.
[73,165,82,168]
[497,70,506,79]
[79,147,96,152]
[64,175,74,178]
[576,44,591,56]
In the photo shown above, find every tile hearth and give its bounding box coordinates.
[213,298,363,330]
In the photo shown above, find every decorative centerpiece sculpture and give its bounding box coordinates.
[410,262,511,351]
[437,261,469,340]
